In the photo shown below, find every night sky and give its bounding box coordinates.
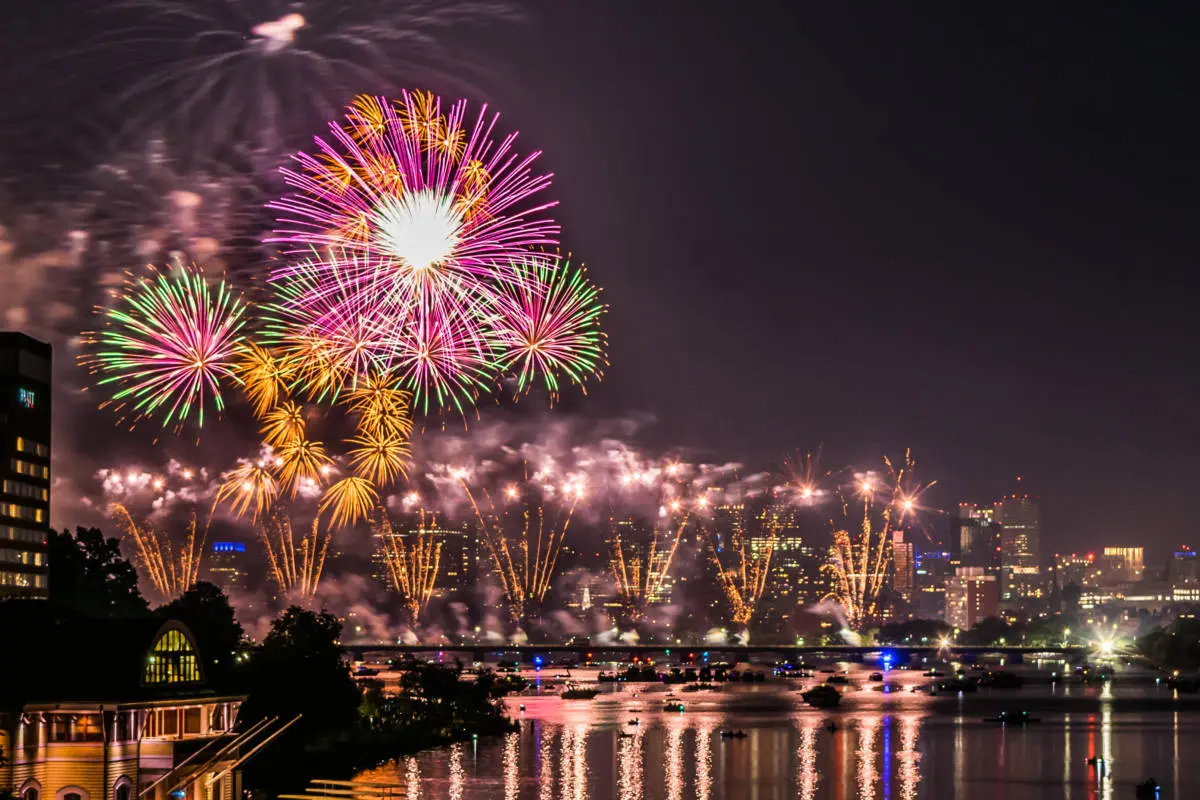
[3,3,1198,559]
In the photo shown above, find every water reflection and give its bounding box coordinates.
[856,717,879,800]
[796,716,820,800]
[618,724,643,800]
[365,683,1197,799]
[695,725,713,800]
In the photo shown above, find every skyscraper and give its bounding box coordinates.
[891,530,915,602]
[207,539,248,595]
[1168,546,1198,586]
[993,495,1040,570]
[0,332,52,598]
[953,504,1001,572]
[945,567,999,630]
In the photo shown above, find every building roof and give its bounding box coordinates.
[0,602,224,708]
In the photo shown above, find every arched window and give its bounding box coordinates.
[56,787,89,800]
[113,778,133,800]
[143,626,201,685]
[20,779,40,800]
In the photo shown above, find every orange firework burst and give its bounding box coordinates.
[375,510,444,625]
[215,458,280,520]
[319,476,378,528]
[260,400,306,448]
[234,341,296,418]
[110,503,208,601]
[276,435,331,495]
[260,510,329,599]
[822,449,935,631]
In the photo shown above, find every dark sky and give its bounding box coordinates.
[490,3,1199,559]
[5,3,1199,561]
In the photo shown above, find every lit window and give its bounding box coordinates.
[143,628,201,685]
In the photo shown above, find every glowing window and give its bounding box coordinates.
[143,628,201,685]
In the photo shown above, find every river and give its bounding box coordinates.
[357,667,1199,798]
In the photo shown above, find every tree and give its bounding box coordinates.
[242,607,361,733]
[47,527,148,617]
[961,616,1011,646]
[157,582,245,687]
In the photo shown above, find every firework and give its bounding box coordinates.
[260,509,329,599]
[259,400,307,448]
[276,435,331,495]
[234,341,296,418]
[347,426,411,486]
[347,371,415,436]
[110,503,207,600]
[708,519,778,628]
[455,471,583,624]
[609,512,689,623]
[822,449,935,631]
[493,256,608,402]
[267,90,561,413]
[375,510,444,625]
[105,2,519,158]
[81,265,247,431]
[215,457,280,521]
[319,476,379,529]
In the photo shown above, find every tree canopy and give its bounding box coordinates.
[156,581,245,687]
[46,527,148,617]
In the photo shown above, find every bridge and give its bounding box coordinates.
[343,643,1092,666]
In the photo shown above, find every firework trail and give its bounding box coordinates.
[101,1,520,159]
[375,510,444,625]
[80,265,247,432]
[609,510,690,623]
[260,509,330,599]
[319,476,379,529]
[453,468,584,624]
[110,503,208,600]
[821,449,935,631]
[215,449,281,521]
[708,519,778,628]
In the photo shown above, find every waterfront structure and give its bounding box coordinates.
[0,617,261,800]
[0,332,52,598]
[945,567,999,629]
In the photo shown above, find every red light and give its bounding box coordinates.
[1087,552,1095,560]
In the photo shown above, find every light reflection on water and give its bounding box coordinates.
[357,682,1200,799]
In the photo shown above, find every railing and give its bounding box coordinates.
[280,778,408,800]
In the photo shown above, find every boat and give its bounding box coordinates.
[801,684,842,709]
[978,670,1024,689]
[1136,778,1160,799]
[561,682,600,700]
[934,677,978,693]
[923,669,946,678]
[1167,675,1200,693]
[719,730,747,739]
[984,711,1041,725]
[663,701,685,712]
[627,719,640,726]
[868,672,884,682]
[825,674,850,685]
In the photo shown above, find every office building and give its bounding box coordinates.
[1100,546,1145,584]
[1055,552,1099,588]
[1168,546,1198,586]
[891,530,915,601]
[994,495,1040,570]
[0,332,52,598]
[945,567,999,630]
[953,504,1001,572]
[207,540,248,595]
[913,550,954,618]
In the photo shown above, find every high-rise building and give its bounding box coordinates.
[1168,546,1198,587]
[0,332,52,598]
[945,567,999,630]
[1100,546,1145,584]
[207,539,248,595]
[1055,552,1099,588]
[993,495,1040,570]
[891,530,915,601]
[913,549,954,618]
[953,504,1001,572]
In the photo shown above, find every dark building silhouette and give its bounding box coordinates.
[0,332,52,598]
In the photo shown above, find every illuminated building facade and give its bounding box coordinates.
[0,333,52,598]
[1169,546,1198,586]
[0,619,256,800]
[994,495,1040,570]
[1100,546,1144,584]
[945,567,999,630]
[891,531,915,602]
[952,504,1000,572]
[913,550,953,618]
[1054,552,1099,588]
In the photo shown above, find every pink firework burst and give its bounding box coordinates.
[266,91,560,413]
